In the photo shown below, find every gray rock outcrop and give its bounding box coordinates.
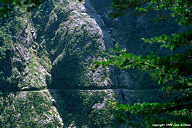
[0,0,179,127]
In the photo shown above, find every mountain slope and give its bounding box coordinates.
[0,0,173,127]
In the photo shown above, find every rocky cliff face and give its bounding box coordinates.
[0,0,176,127]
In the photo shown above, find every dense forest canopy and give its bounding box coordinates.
[94,0,192,127]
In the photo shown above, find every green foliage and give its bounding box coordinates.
[110,0,192,25]
[0,25,17,90]
[142,32,192,51]
[0,0,83,18]
[51,90,118,128]
[94,0,192,127]
[0,0,46,18]
[0,91,62,127]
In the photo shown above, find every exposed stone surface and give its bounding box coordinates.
[0,0,180,127]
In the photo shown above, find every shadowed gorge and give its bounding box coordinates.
[0,0,190,127]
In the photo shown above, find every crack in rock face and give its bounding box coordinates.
[0,0,175,127]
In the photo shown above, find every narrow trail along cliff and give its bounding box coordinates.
[0,0,178,127]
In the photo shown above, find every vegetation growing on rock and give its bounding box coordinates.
[95,0,192,127]
[1,0,191,127]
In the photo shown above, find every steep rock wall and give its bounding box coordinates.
[88,0,183,90]
[0,10,63,127]
[0,0,174,127]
